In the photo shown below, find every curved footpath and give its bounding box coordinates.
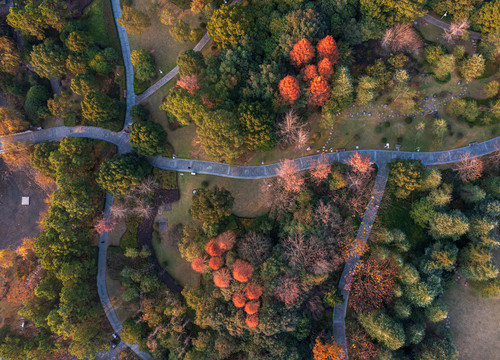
[333,169,388,360]
[2,126,500,177]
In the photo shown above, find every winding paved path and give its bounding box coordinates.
[2,127,500,176]
[333,168,388,360]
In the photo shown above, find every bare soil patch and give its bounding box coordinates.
[0,161,51,250]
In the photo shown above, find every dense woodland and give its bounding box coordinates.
[0,0,499,359]
[344,155,500,359]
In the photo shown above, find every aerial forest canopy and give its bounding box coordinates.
[161,0,500,164]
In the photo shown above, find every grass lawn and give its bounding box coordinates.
[415,18,475,54]
[83,0,123,56]
[128,1,204,77]
[108,218,127,247]
[442,248,500,360]
[331,71,500,153]
[105,272,139,323]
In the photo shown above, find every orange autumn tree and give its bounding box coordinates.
[313,337,345,360]
[209,256,224,270]
[213,268,232,288]
[309,76,330,106]
[318,58,334,80]
[191,257,208,273]
[301,64,318,84]
[245,313,259,328]
[290,38,315,68]
[244,281,263,300]
[215,231,236,251]
[277,159,305,193]
[232,291,247,308]
[317,35,339,65]
[346,152,373,175]
[279,75,301,104]
[310,153,330,182]
[244,300,260,315]
[232,259,254,282]
[206,239,224,257]
[177,74,200,95]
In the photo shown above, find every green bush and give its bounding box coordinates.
[24,85,50,123]
[153,168,178,190]
[120,216,142,250]
[470,278,500,298]
[322,288,343,308]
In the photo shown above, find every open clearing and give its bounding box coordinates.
[0,161,50,250]
[442,248,500,360]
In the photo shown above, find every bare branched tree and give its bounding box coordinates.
[110,201,128,219]
[133,199,153,218]
[134,176,157,195]
[455,152,483,182]
[443,19,470,43]
[282,233,334,275]
[277,109,309,148]
[381,24,423,54]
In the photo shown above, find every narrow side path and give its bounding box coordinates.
[135,0,241,104]
[97,194,154,360]
[110,0,136,129]
[420,14,482,40]
[332,167,388,360]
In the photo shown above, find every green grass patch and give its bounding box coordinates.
[441,249,500,360]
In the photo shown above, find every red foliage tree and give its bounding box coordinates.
[244,281,263,300]
[309,76,330,106]
[317,35,339,65]
[209,256,224,270]
[301,64,318,84]
[345,152,373,175]
[206,239,224,257]
[277,159,304,193]
[349,256,399,312]
[310,153,330,182]
[232,291,247,308]
[245,313,259,328]
[318,58,334,80]
[177,74,200,95]
[213,268,232,288]
[346,323,379,360]
[290,38,315,67]
[215,231,236,251]
[244,300,260,315]
[191,257,207,273]
[274,276,302,306]
[232,259,254,282]
[94,217,117,234]
[455,152,484,183]
[279,75,301,105]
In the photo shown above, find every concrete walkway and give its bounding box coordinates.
[2,127,500,176]
[110,0,135,129]
[333,168,388,360]
[420,14,482,40]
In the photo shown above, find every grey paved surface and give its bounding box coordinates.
[110,0,135,129]
[2,128,500,176]
[333,168,388,360]
[420,14,482,40]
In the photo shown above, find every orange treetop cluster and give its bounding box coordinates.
[279,35,339,106]
[190,231,263,328]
